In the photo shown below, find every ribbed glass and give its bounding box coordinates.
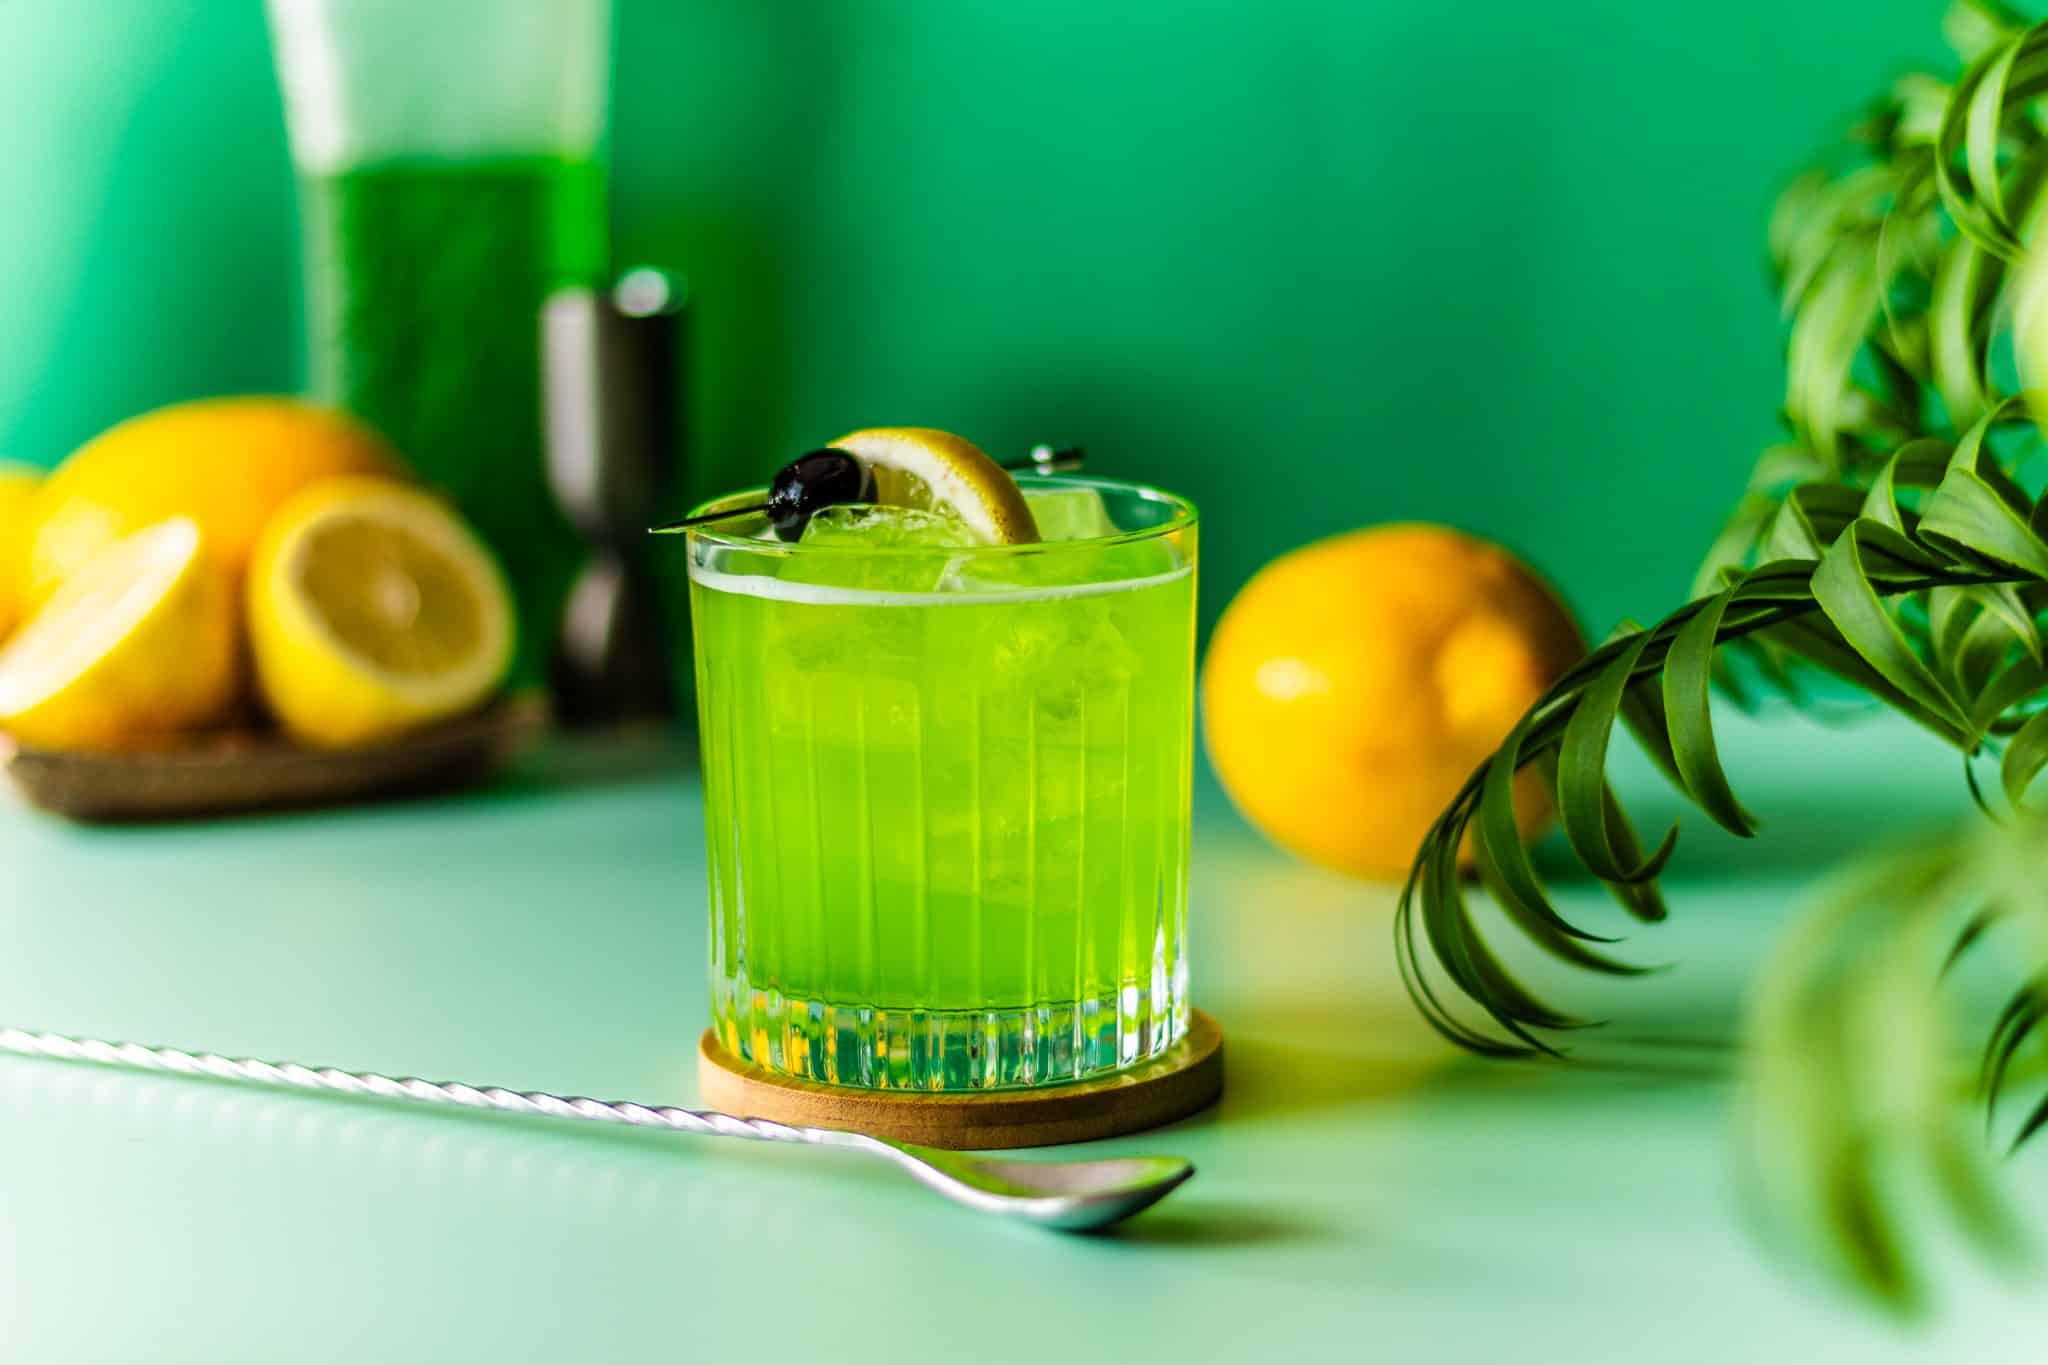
[686,477,1197,1090]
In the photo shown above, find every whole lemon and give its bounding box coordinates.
[21,397,401,603]
[0,460,43,639]
[1202,524,1584,881]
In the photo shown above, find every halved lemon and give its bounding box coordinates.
[248,477,514,748]
[0,460,45,640]
[0,517,239,751]
[830,427,1039,543]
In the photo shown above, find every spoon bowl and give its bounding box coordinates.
[887,1146,1196,1230]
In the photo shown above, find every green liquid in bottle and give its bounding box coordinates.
[297,156,607,680]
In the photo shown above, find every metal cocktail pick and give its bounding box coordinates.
[0,1025,1193,1232]
[650,443,1085,533]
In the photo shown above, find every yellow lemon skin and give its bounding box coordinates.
[0,461,44,640]
[1201,523,1585,882]
[829,427,1040,543]
[0,518,239,751]
[23,397,402,604]
[247,476,515,749]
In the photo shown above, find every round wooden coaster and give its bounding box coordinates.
[697,1010,1224,1150]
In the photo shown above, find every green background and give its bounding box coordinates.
[6,8,2045,1355]
[0,0,1949,638]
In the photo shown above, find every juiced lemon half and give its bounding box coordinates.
[0,517,238,750]
[830,427,1039,544]
[248,477,513,748]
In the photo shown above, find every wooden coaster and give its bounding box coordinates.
[698,1010,1224,1150]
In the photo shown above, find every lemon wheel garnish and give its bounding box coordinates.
[830,427,1039,544]
[0,517,239,751]
[248,477,514,749]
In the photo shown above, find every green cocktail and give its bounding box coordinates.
[687,478,1198,1090]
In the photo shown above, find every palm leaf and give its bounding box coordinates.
[1398,419,2037,1305]
[1392,9,2048,1312]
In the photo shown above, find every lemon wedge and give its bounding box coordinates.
[830,427,1039,544]
[0,460,45,640]
[0,517,239,750]
[247,477,514,748]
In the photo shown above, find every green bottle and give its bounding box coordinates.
[297,155,607,680]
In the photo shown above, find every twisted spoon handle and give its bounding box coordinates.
[0,1026,852,1150]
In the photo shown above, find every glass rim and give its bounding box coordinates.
[680,472,1200,558]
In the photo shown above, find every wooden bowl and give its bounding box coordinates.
[0,694,547,823]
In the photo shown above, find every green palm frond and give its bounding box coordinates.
[1397,403,2034,1056]
[1397,5,2048,1310]
[1735,824,2036,1311]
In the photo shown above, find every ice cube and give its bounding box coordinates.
[781,505,971,594]
[937,538,1183,594]
[1022,487,1119,541]
[799,505,979,548]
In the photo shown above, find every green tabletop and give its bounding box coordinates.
[2,707,2040,1361]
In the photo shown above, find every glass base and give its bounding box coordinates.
[712,978,1190,1091]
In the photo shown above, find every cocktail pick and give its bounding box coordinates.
[649,443,1084,535]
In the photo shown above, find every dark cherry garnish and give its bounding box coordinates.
[648,442,1083,538]
[766,448,876,541]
